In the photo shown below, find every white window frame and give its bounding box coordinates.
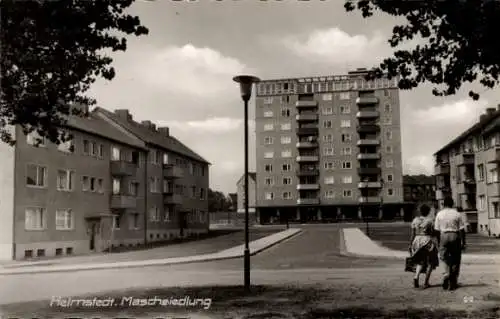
[282,163,291,172]
[342,176,353,184]
[341,147,352,155]
[25,207,46,230]
[281,108,291,117]
[26,131,46,147]
[323,134,334,142]
[323,120,333,128]
[387,188,394,196]
[325,190,335,199]
[281,150,292,158]
[340,120,351,128]
[26,164,47,188]
[282,191,292,200]
[280,123,292,131]
[343,189,352,197]
[264,97,273,105]
[264,123,274,131]
[280,136,292,144]
[341,134,352,143]
[387,174,394,182]
[322,107,333,115]
[57,169,75,191]
[55,209,73,230]
[264,137,274,145]
[340,105,351,114]
[111,146,121,161]
[265,164,273,172]
[339,92,350,100]
[324,176,335,184]
[283,177,292,185]
[323,147,334,156]
[342,161,352,169]
[322,93,333,101]
[265,192,274,200]
[386,159,394,168]
[265,177,274,186]
[264,151,274,159]
[264,110,274,118]
[324,162,335,170]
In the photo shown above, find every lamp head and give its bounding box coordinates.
[233,75,260,101]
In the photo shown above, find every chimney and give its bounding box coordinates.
[141,120,152,129]
[479,114,488,122]
[115,109,132,121]
[158,127,170,136]
[486,107,496,116]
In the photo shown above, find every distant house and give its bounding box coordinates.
[236,172,257,214]
[403,174,437,218]
[228,193,237,211]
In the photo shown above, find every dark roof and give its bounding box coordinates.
[95,107,210,164]
[434,109,500,155]
[237,172,256,185]
[64,111,146,150]
[403,175,435,185]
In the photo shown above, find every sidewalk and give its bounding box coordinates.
[0,228,301,275]
[341,228,500,264]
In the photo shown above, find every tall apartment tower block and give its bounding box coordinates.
[254,69,404,223]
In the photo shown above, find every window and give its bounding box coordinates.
[386,130,393,140]
[282,191,292,199]
[265,164,273,172]
[264,97,273,105]
[323,120,332,128]
[25,207,45,230]
[265,177,274,186]
[280,96,290,104]
[264,151,274,159]
[112,178,120,194]
[150,177,161,193]
[163,153,169,165]
[281,136,292,144]
[111,146,120,161]
[264,123,274,131]
[386,159,394,168]
[264,137,274,145]
[149,207,161,222]
[58,139,74,153]
[478,195,486,210]
[340,105,351,114]
[91,142,98,156]
[280,123,291,131]
[489,168,499,183]
[281,108,291,117]
[340,120,351,128]
[264,110,274,118]
[98,144,104,158]
[83,140,90,154]
[282,163,291,171]
[164,207,171,222]
[341,147,352,155]
[324,176,335,184]
[323,147,334,156]
[383,116,393,125]
[341,134,351,143]
[322,107,333,115]
[281,150,292,158]
[384,104,392,112]
[478,164,485,181]
[26,164,47,187]
[129,214,140,229]
[387,188,394,196]
[57,170,74,191]
[265,192,274,200]
[342,176,352,184]
[384,89,389,96]
[323,134,334,142]
[386,146,393,153]
[130,181,139,196]
[97,178,104,193]
[55,209,73,230]
[325,190,335,199]
[322,93,333,101]
[342,161,352,169]
[324,162,335,170]
[387,174,393,182]
[26,132,46,147]
[339,92,350,100]
[283,177,292,185]
[343,189,352,197]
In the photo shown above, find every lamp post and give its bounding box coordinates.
[380,178,385,222]
[233,75,260,292]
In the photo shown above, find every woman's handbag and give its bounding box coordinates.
[405,256,416,273]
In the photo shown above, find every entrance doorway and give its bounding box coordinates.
[87,220,99,251]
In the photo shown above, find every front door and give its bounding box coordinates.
[88,221,99,251]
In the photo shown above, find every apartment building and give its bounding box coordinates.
[0,106,209,261]
[236,172,257,214]
[434,106,500,236]
[254,69,404,223]
[403,175,437,219]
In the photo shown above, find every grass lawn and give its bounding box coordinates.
[365,224,500,254]
[2,283,499,319]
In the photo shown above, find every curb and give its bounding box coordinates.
[0,229,302,276]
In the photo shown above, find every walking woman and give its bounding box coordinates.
[409,204,439,288]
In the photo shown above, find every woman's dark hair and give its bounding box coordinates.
[443,196,454,208]
[419,204,431,217]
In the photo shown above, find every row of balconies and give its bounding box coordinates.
[294,97,379,109]
[435,148,500,176]
[295,111,379,122]
[296,139,380,149]
[295,153,381,162]
[294,182,383,190]
[296,167,381,176]
[294,197,382,205]
[111,161,184,179]
[110,192,183,209]
[296,125,380,136]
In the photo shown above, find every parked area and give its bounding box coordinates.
[364,224,500,254]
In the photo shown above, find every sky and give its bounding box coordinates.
[88,0,500,195]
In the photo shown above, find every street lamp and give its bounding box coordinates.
[233,75,260,292]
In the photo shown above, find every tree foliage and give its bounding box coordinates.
[344,0,500,100]
[208,188,232,213]
[0,0,148,145]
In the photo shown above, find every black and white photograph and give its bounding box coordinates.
[0,0,499,318]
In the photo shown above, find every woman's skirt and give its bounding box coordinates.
[409,235,439,271]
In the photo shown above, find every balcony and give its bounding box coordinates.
[296,113,318,121]
[296,169,320,177]
[455,153,475,166]
[486,147,500,163]
[296,155,319,162]
[434,163,450,175]
[297,184,320,190]
[359,197,381,204]
[110,161,138,176]
[163,165,184,179]
[297,198,320,205]
[164,193,183,205]
[356,111,380,119]
[358,182,382,189]
[357,153,381,160]
[435,189,451,200]
[110,195,137,209]
[296,127,319,136]
[356,124,380,133]
[356,97,379,105]
[296,141,318,148]
[296,100,318,108]
[357,139,380,146]
[358,167,381,175]
[457,182,476,195]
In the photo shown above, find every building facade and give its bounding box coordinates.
[0,106,209,261]
[434,106,500,236]
[254,69,404,223]
[403,175,437,219]
[236,172,256,214]
[228,193,237,211]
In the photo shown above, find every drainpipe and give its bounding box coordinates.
[144,150,149,247]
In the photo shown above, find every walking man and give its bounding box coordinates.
[434,196,466,290]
